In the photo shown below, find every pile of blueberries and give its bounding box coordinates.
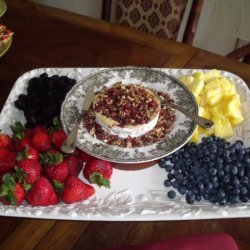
[159,136,250,205]
[15,73,76,128]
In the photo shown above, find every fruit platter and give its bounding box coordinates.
[0,67,250,221]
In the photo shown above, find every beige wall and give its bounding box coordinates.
[34,0,250,56]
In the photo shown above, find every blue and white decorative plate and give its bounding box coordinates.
[60,67,198,163]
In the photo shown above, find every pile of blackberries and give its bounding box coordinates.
[159,136,250,206]
[15,73,76,128]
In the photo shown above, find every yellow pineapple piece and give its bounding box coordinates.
[206,94,222,106]
[219,77,233,95]
[203,127,215,136]
[210,106,225,120]
[195,96,201,105]
[214,118,233,138]
[203,69,221,82]
[230,110,244,126]
[221,95,241,117]
[193,71,204,80]
[179,76,194,87]
[189,78,204,97]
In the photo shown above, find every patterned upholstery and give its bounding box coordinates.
[115,0,187,40]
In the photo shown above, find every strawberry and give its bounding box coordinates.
[0,173,25,205]
[10,121,33,152]
[16,147,39,161]
[33,126,48,134]
[0,133,14,151]
[0,148,16,174]
[44,162,69,183]
[32,131,51,152]
[64,155,83,177]
[61,176,95,204]
[26,176,59,206]
[41,151,69,182]
[78,150,93,162]
[83,158,113,188]
[16,158,42,184]
[48,117,67,150]
[14,137,33,152]
[50,129,67,150]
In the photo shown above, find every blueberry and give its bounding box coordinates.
[178,186,187,195]
[167,173,175,180]
[159,159,167,168]
[165,164,173,172]
[167,190,176,199]
[186,192,195,204]
[195,194,202,201]
[208,167,217,176]
[164,179,172,187]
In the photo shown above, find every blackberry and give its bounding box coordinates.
[15,73,76,128]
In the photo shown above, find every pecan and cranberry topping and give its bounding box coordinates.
[93,83,160,126]
[84,88,176,148]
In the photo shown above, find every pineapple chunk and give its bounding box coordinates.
[179,76,194,87]
[221,95,241,117]
[189,78,204,97]
[203,69,221,82]
[203,127,215,136]
[204,86,221,100]
[219,77,233,95]
[193,71,204,80]
[210,106,225,120]
[214,118,233,138]
[206,94,222,106]
[230,110,244,126]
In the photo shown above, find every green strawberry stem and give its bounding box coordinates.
[49,116,62,134]
[13,167,31,191]
[0,173,17,205]
[90,172,110,188]
[52,180,63,193]
[16,148,29,161]
[10,121,25,141]
[40,151,63,166]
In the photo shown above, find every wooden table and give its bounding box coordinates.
[0,1,250,249]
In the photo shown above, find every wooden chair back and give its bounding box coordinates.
[102,0,204,45]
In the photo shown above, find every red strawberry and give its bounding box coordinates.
[16,147,39,161]
[16,158,42,184]
[10,121,32,152]
[78,150,93,162]
[83,158,113,188]
[44,161,69,183]
[14,137,33,152]
[61,176,95,204]
[0,173,25,205]
[41,151,69,182]
[32,131,51,152]
[0,133,14,151]
[33,126,48,134]
[50,129,67,150]
[26,176,59,206]
[0,148,16,174]
[64,155,83,177]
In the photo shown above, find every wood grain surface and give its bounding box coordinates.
[0,1,250,249]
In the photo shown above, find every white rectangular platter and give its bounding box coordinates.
[1,67,250,221]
